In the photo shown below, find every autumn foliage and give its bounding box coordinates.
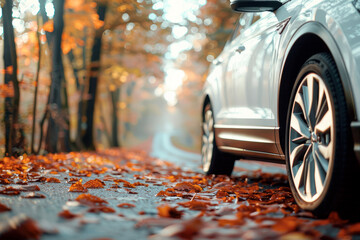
[0,149,359,239]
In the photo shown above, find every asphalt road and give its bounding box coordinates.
[0,133,285,240]
[0,133,357,240]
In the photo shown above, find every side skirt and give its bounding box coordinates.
[215,124,285,161]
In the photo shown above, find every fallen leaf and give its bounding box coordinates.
[117,203,135,208]
[20,185,41,192]
[0,215,42,240]
[0,203,11,212]
[338,222,360,238]
[75,194,108,206]
[21,192,46,199]
[157,204,183,219]
[0,187,21,195]
[88,206,116,213]
[133,182,149,187]
[271,216,305,233]
[83,179,105,188]
[58,210,79,219]
[154,217,203,239]
[174,182,202,193]
[216,190,229,198]
[45,178,61,183]
[69,180,88,192]
[178,200,215,211]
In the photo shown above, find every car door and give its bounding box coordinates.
[216,13,253,122]
[219,12,284,156]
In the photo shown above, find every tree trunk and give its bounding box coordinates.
[2,0,23,156]
[36,0,53,154]
[31,14,42,154]
[110,89,119,147]
[68,35,87,150]
[45,0,70,153]
[82,3,107,149]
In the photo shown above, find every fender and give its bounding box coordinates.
[280,22,356,121]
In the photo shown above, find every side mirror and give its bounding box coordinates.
[230,0,283,12]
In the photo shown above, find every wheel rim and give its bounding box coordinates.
[202,108,214,172]
[289,73,335,202]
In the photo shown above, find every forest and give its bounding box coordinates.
[0,0,237,156]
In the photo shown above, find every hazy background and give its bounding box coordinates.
[0,0,237,155]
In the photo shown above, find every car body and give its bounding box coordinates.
[201,0,360,216]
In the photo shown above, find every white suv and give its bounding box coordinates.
[201,0,360,216]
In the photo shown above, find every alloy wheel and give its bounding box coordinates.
[289,73,335,202]
[202,108,214,172]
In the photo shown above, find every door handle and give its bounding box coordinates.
[236,45,245,53]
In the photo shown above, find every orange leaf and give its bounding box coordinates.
[58,210,79,219]
[0,217,42,240]
[69,180,88,192]
[117,203,135,208]
[46,177,61,183]
[133,182,149,187]
[338,222,360,237]
[0,203,11,212]
[178,200,215,211]
[157,204,183,219]
[174,182,202,193]
[216,190,229,198]
[88,206,116,213]
[75,193,108,206]
[83,179,105,188]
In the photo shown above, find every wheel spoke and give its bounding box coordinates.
[294,93,307,122]
[314,147,326,191]
[202,135,208,145]
[208,117,213,133]
[305,156,316,198]
[314,164,325,195]
[317,144,331,161]
[300,144,311,193]
[315,81,326,120]
[203,123,209,136]
[206,143,213,161]
[306,76,314,116]
[201,143,207,156]
[290,143,308,168]
[306,76,317,129]
[293,160,305,190]
[302,84,310,124]
[208,131,214,144]
[290,112,310,140]
[315,110,332,133]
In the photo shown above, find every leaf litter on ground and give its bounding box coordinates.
[0,149,359,239]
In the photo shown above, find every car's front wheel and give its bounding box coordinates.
[285,52,356,217]
[202,102,236,175]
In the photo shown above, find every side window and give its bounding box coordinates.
[231,13,253,41]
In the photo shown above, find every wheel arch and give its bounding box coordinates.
[278,22,356,153]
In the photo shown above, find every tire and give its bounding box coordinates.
[285,52,356,217]
[201,102,236,176]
